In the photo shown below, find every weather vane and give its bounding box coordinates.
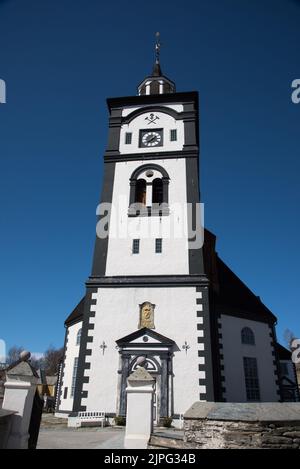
[155,31,161,64]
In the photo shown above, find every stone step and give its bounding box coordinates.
[148,434,189,449]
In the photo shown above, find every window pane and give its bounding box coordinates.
[71,357,79,398]
[132,239,140,254]
[155,238,162,253]
[170,129,177,141]
[243,357,260,401]
[76,328,82,346]
[241,327,255,345]
[125,132,132,144]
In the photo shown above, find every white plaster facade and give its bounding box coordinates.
[105,157,190,277]
[219,315,279,402]
[57,320,82,414]
[119,105,184,155]
[81,286,205,417]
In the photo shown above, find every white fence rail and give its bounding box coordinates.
[69,411,106,428]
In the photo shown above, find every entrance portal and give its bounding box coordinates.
[116,328,175,423]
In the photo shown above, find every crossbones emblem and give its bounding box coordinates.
[145,113,159,124]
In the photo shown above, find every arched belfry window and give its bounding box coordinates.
[136,179,146,205]
[129,164,170,216]
[241,327,255,345]
[152,178,163,205]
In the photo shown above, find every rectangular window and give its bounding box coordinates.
[170,129,177,141]
[243,357,260,401]
[63,387,68,399]
[132,239,140,254]
[125,132,132,144]
[70,357,79,398]
[155,238,162,253]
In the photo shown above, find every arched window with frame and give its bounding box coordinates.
[76,328,82,346]
[129,163,170,216]
[135,179,146,205]
[241,327,255,345]
[152,178,163,205]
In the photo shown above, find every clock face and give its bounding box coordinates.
[140,130,163,147]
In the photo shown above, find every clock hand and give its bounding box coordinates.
[147,135,157,143]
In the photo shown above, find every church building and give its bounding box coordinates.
[55,42,299,424]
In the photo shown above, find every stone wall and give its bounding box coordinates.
[184,402,300,449]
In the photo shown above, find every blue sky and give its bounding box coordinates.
[0,0,299,354]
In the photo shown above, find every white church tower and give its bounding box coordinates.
[67,38,214,423]
[56,37,295,423]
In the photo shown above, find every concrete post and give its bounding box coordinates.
[124,366,155,449]
[2,359,38,449]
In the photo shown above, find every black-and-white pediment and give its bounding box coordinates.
[116,327,175,348]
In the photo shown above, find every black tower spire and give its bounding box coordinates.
[137,32,176,96]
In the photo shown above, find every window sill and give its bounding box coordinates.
[128,205,170,217]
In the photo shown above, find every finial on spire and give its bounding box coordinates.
[137,32,176,95]
[155,32,161,64]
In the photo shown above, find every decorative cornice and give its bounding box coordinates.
[107,91,199,111]
[104,148,199,162]
[86,274,209,288]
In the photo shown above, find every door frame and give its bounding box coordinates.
[116,328,175,423]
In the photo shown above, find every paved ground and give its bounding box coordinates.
[37,414,183,449]
[37,427,125,449]
[37,414,125,449]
